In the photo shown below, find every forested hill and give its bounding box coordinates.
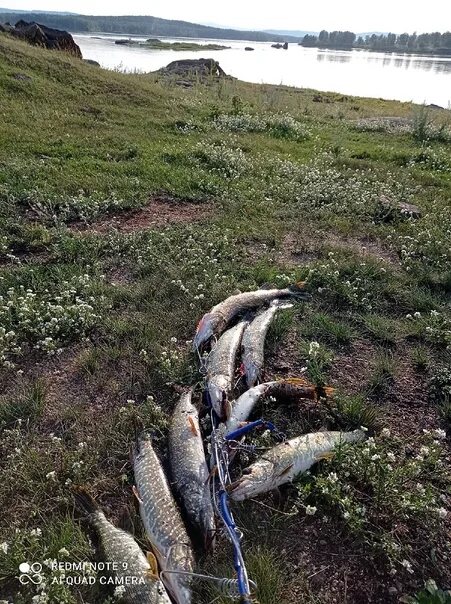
[0,11,300,41]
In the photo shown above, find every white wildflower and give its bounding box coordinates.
[58,547,70,557]
[401,559,414,573]
[0,542,8,554]
[305,505,317,516]
[380,428,391,438]
[30,528,42,537]
[308,341,320,357]
[437,507,448,519]
[46,471,56,481]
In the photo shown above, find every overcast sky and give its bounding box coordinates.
[3,0,451,33]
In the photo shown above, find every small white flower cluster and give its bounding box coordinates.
[308,341,320,358]
[406,310,451,348]
[393,202,451,274]
[25,188,131,223]
[353,117,413,135]
[193,140,250,179]
[261,152,412,222]
[408,146,451,173]
[0,274,105,367]
[295,430,449,567]
[213,112,312,141]
[307,252,384,311]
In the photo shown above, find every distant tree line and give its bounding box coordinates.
[301,30,451,54]
[302,30,356,48]
[0,12,297,43]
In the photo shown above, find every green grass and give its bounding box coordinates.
[366,350,396,397]
[0,378,47,429]
[0,33,450,604]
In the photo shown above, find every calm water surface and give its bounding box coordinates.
[74,34,451,107]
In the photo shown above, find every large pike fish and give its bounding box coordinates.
[229,430,365,501]
[241,300,293,387]
[206,320,248,419]
[169,389,216,547]
[193,284,308,350]
[133,435,195,604]
[225,378,330,435]
[74,489,172,604]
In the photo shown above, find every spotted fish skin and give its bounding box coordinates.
[74,490,171,604]
[229,430,366,501]
[193,285,308,350]
[133,436,195,604]
[241,300,293,387]
[206,320,248,419]
[225,379,321,434]
[169,389,215,546]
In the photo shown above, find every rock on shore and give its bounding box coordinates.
[0,20,82,58]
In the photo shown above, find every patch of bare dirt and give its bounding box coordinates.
[72,193,213,234]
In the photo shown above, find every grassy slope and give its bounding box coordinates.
[0,35,450,604]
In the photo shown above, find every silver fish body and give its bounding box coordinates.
[229,430,366,501]
[74,490,171,604]
[169,390,215,546]
[133,436,195,604]
[225,378,322,435]
[241,300,293,387]
[206,320,247,419]
[193,285,307,350]
[225,382,278,435]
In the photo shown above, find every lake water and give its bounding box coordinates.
[74,33,451,108]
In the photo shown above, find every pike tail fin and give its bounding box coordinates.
[73,487,100,519]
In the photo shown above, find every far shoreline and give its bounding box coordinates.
[76,32,451,59]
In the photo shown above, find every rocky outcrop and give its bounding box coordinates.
[0,20,82,58]
[158,58,227,78]
[0,23,14,33]
[271,42,288,49]
[245,47,255,51]
[377,195,422,222]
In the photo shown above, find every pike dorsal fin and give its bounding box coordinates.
[285,377,311,387]
[315,451,335,462]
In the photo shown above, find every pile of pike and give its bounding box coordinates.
[75,284,366,603]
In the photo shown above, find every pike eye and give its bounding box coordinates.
[242,467,252,475]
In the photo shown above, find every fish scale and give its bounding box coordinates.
[206,320,248,418]
[169,389,215,545]
[133,436,195,604]
[74,490,172,604]
[241,300,293,387]
[229,430,366,501]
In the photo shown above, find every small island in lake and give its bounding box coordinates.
[115,38,231,51]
